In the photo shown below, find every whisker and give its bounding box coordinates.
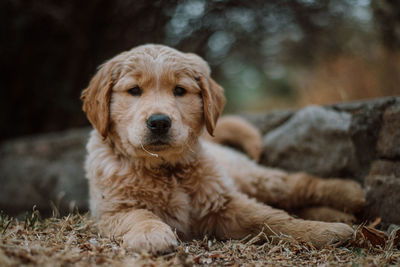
[140,142,159,158]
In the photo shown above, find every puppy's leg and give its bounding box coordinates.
[209,142,366,212]
[284,172,365,213]
[201,194,353,249]
[294,206,357,224]
[97,209,178,253]
[237,168,365,213]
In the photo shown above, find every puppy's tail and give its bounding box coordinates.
[203,115,263,161]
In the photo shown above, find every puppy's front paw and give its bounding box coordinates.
[306,222,353,249]
[123,220,178,253]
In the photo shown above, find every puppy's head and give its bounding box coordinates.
[81,44,225,159]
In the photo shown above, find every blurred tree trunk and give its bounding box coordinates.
[372,0,400,50]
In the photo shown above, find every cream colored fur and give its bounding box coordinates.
[81,44,365,253]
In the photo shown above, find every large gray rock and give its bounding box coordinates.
[246,96,399,181]
[334,97,396,178]
[261,106,357,177]
[0,128,90,216]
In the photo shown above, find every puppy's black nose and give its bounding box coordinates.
[146,114,171,135]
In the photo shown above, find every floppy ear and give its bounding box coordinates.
[184,52,226,136]
[81,61,116,138]
[198,76,226,136]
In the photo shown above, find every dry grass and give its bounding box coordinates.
[295,49,400,106]
[0,210,399,267]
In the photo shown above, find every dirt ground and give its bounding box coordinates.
[0,211,399,267]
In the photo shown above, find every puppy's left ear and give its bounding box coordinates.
[186,52,226,136]
[198,76,226,136]
[81,60,116,138]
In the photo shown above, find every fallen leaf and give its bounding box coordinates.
[361,226,387,247]
[354,226,387,248]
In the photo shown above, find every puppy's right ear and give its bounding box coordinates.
[81,61,116,138]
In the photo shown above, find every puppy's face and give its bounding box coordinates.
[109,50,205,157]
[81,45,225,159]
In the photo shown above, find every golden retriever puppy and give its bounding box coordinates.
[81,44,365,253]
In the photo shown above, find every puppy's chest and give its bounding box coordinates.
[129,168,229,232]
[131,174,189,215]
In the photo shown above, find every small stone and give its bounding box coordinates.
[365,160,400,226]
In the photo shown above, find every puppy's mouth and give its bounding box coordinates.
[150,140,168,146]
[143,136,171,151]
[147,141,169,151]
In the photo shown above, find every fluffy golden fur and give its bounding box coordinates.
[81,44,365,253]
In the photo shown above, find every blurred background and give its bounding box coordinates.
[2,0,400,142]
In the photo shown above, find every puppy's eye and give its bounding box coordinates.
[173,86,187,97]
[127,86,142,96]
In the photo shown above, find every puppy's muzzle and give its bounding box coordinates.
[146,114,171,135]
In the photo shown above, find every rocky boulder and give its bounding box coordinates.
[0,128,90,216]
[261,106,356,178]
